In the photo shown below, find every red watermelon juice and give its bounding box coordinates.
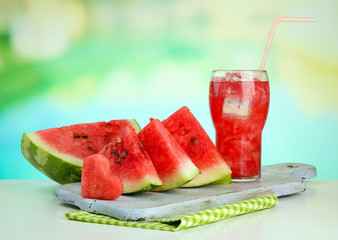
[209,70,270,181]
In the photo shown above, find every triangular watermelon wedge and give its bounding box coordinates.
[162,106,232,187]
[138,118,200,191]
[99,125,163,194]
[21,119,141,184]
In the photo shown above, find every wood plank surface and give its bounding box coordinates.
[56,163,316,221]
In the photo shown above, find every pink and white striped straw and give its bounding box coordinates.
[259,17,317,71]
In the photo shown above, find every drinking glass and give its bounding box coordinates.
[209,70,270,181]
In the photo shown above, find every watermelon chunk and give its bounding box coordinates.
[162,106,232,187]
[21,119,141,184]
[99,125,163,194]
[81,154,123,200]
[138,118,200,191]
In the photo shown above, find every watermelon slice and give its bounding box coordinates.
[138,118,200,191]
[81,154,123,200]
[21,119,141,184]
[99,125,163,194]
[162,106,232,187]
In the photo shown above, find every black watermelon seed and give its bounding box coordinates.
[74,135,81,138]
[112,151,118,155]
[190,138,197,144]
[138,142,145,150]
[122,151,127,159]
[88,147,95,152]
[117,158,121,163]
[82,135,88,139]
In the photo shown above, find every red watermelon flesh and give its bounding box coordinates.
[81,154,123,200]
[162,106,232,187]
[36,120,140,159]
[138,118,200,191]
[99,125,163,194]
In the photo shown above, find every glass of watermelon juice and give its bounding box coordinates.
[209,70,270,181]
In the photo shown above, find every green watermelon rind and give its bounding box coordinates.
[181,162,232,187]
[129,120,142,134]
[123,178,162,194]
[21,133,83,184]
[208,174,232,185]
[151,156,200,192]
[21,119,142,185]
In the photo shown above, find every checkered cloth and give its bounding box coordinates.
[65,194,277,231]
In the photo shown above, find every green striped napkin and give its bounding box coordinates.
[65,194,277,231]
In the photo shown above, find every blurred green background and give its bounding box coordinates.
[1,0,337,180]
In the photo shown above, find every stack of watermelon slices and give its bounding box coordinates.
[21,106,231,200]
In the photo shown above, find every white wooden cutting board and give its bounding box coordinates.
[56,163,316,221]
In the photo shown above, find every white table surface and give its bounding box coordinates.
[1,180,337,240]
